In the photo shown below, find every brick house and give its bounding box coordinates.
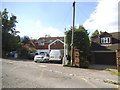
[32,37,64,53]
[91,32,120,65]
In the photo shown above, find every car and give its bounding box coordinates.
[6,51,18,58]
[29,52,36,59]
[34,52,49,63]
[49,50,63,63]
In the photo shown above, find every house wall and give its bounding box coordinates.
[50,41,64,49]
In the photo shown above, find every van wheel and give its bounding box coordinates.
[59,59,62,64]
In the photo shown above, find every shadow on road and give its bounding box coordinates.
[2,58,33,62]
[88,64,117,70]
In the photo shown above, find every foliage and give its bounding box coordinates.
[1,8,35,59]
[80,57,90,68]
[21,36,30,45]
[91,29,99,37]
[91,29,104,38]
[106,69,120,76]
[17,47,30,59]
[1,8,20,53]
[66,25,90,56]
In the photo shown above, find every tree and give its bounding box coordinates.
[91,29,104,38]
[66,25,90,56]
[21,36,30,45]
[91,29,99,37]
[66,26,90,67]
[1,8,20,54]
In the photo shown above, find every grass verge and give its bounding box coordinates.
[103,80,120,85]
[105,69,120,76]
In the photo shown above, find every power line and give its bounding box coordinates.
[76,2,90,19]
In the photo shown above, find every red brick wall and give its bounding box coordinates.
[50,41,64,49]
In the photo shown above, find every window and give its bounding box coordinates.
[101,37,111,44]
[38,41,45,46]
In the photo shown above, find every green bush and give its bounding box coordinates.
[17,47,30,59]
[80,57,90,68]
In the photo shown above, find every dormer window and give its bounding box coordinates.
[38,41,45,46]
[101,37,111,44]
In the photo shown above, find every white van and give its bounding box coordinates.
[49,50,63,62]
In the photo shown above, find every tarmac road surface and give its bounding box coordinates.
[2,58,119,89]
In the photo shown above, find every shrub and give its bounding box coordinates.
[17,47,30,59]
[80,57,90,68]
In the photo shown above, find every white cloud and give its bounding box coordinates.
[35,20,41,28]
[39,26,63,37]
[83,0,119,34]
[76,24,79,28]
[16,20,64,39]
[29,26,64,39]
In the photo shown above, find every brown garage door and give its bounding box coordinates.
[94,52,116,65]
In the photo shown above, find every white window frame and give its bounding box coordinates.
[101,37,110,44]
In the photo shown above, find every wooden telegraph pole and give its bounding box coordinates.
[71,1,75,65]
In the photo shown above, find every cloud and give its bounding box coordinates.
[40,26,64,37]
[35,20,41,28]
[83,0,119,34]
[16,20,64,39]
[30,26,64,39]
[76,24,80,28]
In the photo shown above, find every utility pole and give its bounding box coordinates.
[70,1,75,65]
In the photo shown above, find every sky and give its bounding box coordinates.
[1,0,119,39]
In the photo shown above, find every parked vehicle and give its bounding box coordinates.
[6,51,18,58]
[34,52,49,63]
[49,50,64,63]
[29,52,36,59]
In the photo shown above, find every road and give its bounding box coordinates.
[2,58,119,88]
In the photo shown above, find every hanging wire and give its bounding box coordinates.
[56,3,72,30]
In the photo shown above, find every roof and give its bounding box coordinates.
[91,42,120,52]
[23,37,64,50]
[91,32,120,52]
[100,32,112,37]
[110,32,120,40]
[38,37,64,43]
[34,37,64,49]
